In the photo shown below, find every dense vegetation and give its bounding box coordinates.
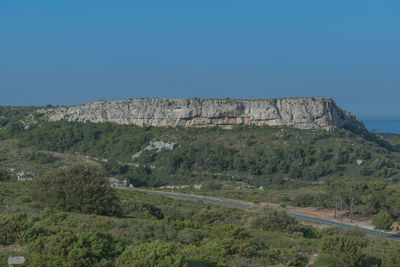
[1,106,400,266]
[2,118,400,219]
[6,120,400,187]
[1,176,400,266]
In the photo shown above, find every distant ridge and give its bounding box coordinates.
[37,97,366,131]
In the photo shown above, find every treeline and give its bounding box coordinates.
[150,142,382,179]
[11,121,152,161]
[292,179,400,222]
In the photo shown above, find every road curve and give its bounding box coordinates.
[142,190,400,241]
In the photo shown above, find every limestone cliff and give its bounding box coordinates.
[37,98,365,131]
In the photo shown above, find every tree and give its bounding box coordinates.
[344,180,365,223]
[372,210,393,235]
[31,165,122,216]
[327,180,346,219]
[386,190,400,219]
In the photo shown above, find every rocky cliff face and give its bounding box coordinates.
[37,98,365,131]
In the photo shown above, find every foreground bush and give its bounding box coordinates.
[247,209,302,233]
[321,234,368,267]
[0,213,31,245]
[382,243,400,267]
[268,248,307,267]
[314,253,341,267]
[115,240,185,267]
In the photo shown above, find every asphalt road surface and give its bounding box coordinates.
[143,190,400,241]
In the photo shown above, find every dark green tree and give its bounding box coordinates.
[31,165,122,216]
[372,210,393,235]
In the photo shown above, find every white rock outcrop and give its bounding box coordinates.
[37,97,365,131]
[131,140,178,159]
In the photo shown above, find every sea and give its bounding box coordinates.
[361,116,400,134]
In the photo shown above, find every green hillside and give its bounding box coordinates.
[4,120,399,187]
[2,109,400,266]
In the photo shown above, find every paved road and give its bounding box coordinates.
[144,190,400,241]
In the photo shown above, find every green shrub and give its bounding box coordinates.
[248,209,301,233]
[314,253,341,267]
[320,226,366,239]
[176,228,204,244]
[115,240,185,267]
[27,230,122,267]
[67,231,122,266]
[211,224,250,240]
[382,243,400,267]
[121,200,164,219]
[321,234,368,267]
[268,248,307,266]
[293,193,315,207]
[0,213,32,245]
[181,242,228,265]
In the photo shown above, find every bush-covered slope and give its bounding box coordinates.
[4,120,400,187]
[1,180,398,267]
[1,117,400,266]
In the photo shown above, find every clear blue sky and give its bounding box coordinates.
[1,1,399,117]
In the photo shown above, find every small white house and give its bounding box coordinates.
[108,177,124,188]
[193,184,202,190]
[165,185,187,189]
[16,171,34,181]
[356,159,364,165]
[108,177,133,188]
